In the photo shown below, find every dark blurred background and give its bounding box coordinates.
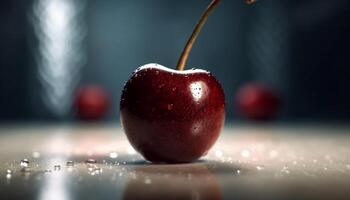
[1,0,350,122]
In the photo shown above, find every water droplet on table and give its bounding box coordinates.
[88,166,94,172]
[6,170,12,174]
[86,159,96,164]
[94,168,102,174]
[54,165,61,171]
[20,159,29,168]
[109,152,118,159]
[6,174,11,179]
[256,166,264,171]
[66,161,74,167]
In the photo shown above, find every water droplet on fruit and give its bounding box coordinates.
[256,166,264,171]
[7,170,12,174]
[155,71,159,75]
[167,104,174,110]
[20,159,29,168]
[172,87,177,92]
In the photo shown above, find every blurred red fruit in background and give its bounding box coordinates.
[236,82,280,120]
[74,85,110,120]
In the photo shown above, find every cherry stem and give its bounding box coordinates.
[176,0,221,71]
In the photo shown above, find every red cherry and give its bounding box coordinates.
[120,0,223,163]
[75,85,110,120]
[236,83,280,120]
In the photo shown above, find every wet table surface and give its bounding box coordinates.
[0,124,350,200]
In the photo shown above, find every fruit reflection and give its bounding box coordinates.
[123,163,221,200]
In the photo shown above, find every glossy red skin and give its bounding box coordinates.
[120,64,225,163]
[75,86,110,120]
[236,83,280,120]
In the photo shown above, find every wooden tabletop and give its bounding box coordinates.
[0,124,350,200]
